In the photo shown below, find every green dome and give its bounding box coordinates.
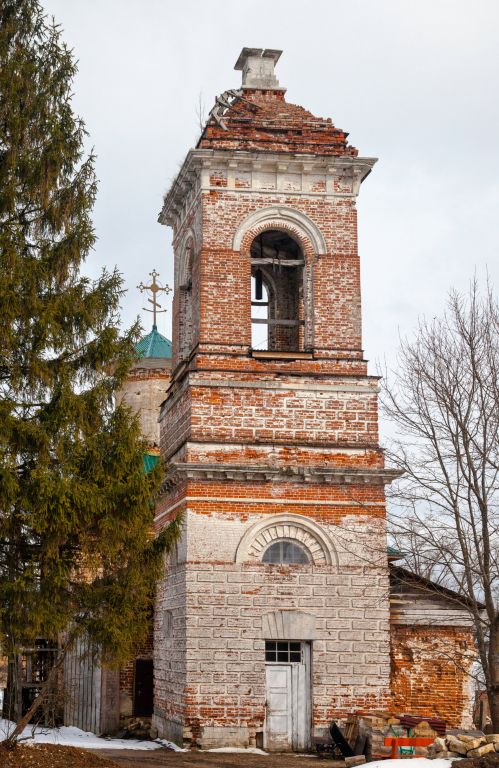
[135,325,172,359]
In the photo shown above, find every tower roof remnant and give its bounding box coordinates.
[197,47,358,157]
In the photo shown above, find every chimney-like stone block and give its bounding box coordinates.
[234,47,285,91]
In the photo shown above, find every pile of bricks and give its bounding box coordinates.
[349,713,440,759]
[428,733,499,759]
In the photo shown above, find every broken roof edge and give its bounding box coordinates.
[390,564,486,611]
[158,149,378,226]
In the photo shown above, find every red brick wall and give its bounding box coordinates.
[198,89,357,157]
[161,374,380,462]
[390,625,475,727]
[196,193,362,355]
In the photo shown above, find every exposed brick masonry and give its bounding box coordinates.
[198,90,358,157]
[390,625,475,728]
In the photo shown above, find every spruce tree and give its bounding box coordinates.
[0,0,177,739]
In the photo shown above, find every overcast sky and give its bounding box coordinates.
[43,0,499,375]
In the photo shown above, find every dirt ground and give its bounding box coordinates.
[3,743,499,768]
[93,748,323,767]
[0,744,120,768]
[454,754,499,768]
[0,744,327,768]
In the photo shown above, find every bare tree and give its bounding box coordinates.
[382,281,499,731]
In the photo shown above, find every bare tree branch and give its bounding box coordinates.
[381,279,499,729]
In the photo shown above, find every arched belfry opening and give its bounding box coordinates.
[250,230,304,352]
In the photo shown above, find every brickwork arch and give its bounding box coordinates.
[232,206,327,257]
[234,208,324,350]
[235,513,337,567]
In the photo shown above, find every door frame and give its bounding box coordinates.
[133,657,154,717]
[264,640,312,752]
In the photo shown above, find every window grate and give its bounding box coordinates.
[262,540,309,565]
[265,640,302,663]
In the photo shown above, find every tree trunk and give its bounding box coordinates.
[489,616,499,733]
[13,654,22,723]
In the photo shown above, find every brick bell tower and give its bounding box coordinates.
[154,48,400,750]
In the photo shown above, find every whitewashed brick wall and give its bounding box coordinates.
[153,511,391,747]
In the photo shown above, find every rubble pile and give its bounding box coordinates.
[117,717,151,740]
[428,733,499,760]
[351,713,441,760]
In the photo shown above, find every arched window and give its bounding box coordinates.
[262,540,310,565]
[235,513,337,566]
[179,239,194,359]
[250,230,304,352]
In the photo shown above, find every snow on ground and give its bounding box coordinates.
[204,747,268,754]
[155,737,186,752]
[0,718,181,751]
[0,720,269,753]
[368,761,453,768]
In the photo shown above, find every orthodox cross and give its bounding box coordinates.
[137,269,172,327]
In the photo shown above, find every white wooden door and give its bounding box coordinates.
[265,642,311,752]
[265,665,292,751]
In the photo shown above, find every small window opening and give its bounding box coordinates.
[250,230,304,352]
[262,540,310,565]
[265,641,302,663]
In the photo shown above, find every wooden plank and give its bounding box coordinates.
[252,318,304,326]
[251,258,304,266]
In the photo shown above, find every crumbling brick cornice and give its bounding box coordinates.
[158,149,377,231]
[164,461,402,488]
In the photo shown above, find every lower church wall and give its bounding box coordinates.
[152,511,477,748]
[153,558,392,748]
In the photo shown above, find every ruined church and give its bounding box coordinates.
[68,48,477,749]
